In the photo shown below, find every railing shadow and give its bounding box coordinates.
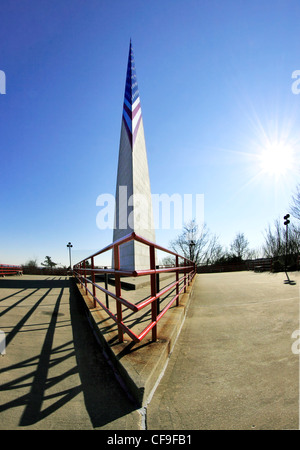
[0,277,69,289]
[69,279,138,427]
[0,276,137,428]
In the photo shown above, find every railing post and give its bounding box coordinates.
[150,245,157,342]
[104,266,109,309]
[83,260,87,294]
[114,244,123,343]
[156,265,160,315]
[176,255,179,306]
[184,258,187,293]
[91,257,96,308]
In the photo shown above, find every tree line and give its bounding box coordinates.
[21,256,69,275]
[165,183,300,268]
[21,185,300,272]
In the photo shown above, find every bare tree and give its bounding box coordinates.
[263,184,300,270]
[170,220,223,265]
[230,232,250,260]
[204,233,224,264]
[24,258,38,269]
[263,218,300,259]
[290,184,300,220]
[160,255,175,266]
[22,259,39,274]
[41,256,57,268]
[262,220,284,258]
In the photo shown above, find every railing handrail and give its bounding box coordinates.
[75,231,194,267]
[0,264,22,267]
[73,232,196,344]
[75,265,194,276]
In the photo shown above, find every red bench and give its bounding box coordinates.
[0,264,23,277]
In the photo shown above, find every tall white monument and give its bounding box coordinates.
[113,41,156,271]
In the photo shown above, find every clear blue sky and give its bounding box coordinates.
[1,0,300,267]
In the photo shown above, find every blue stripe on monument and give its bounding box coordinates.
[123,109,132,132]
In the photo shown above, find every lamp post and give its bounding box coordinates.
[283,214,290,282]
[67,242,73,270]
[189,240,196,262]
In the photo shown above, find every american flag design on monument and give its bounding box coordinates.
[113,39,156,271]
[122,41,142,149]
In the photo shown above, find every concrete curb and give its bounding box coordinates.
[72,275,196,407]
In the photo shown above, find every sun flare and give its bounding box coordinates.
[259,141,294,177]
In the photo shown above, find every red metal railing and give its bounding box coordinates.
[0,264,23,277]
[73,232,196,343]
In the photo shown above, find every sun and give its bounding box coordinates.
[258,141,294,177]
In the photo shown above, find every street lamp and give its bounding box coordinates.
[189,240,196,262]
[67,242,73,269]
[283,215,290,282]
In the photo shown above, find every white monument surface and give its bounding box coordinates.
[113,42,156,270]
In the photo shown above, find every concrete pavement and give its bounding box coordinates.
[0,276,140,429]
[147,271,299,430]
[0,271,299,430]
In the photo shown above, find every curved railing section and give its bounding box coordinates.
[73,232,196,343]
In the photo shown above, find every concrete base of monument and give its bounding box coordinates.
[72,275,196,408]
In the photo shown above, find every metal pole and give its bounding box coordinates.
[67,242,73,269]
[175,255,179,306]
[184,258,187,293]
[150,245,157,342]
[114,245,123,343]
[283,214,291,283]
[91,257,96,308]
[104,266,109,309]
[283,215,290,281]
[83,260,87,294]
[156,265,160,315]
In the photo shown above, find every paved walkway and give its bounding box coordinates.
[0,271,299,430]
[147,271,300,430]
[0,275,139,429]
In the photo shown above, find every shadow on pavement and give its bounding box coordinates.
[69,280,138,428]
[0,277,70,289]
[0,277,137,429]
